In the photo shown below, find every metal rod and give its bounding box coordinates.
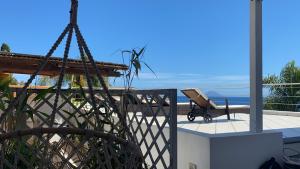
[250,0,263,133]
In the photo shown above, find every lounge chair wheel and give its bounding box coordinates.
[203,114,213,123]
[187,112,196,122]
[203,116,209,123]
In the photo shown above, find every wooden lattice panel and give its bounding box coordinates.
[0,128,143,169]
[124,89,177,169]
[0,0,156,168]
[1,89,125,136]
[0,88,177,169]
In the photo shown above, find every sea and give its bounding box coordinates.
[178,96,250,105]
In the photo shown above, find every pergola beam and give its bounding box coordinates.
[250,0,263,133]
[0,52,127,77]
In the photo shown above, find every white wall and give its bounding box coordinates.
[177,129,211,169]
[177,129,283,169]
[133,120,283,169]
[210,132,283,169]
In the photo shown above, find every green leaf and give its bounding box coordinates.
[0,79,12,98]
[32,85,56,104]
[25,110,34,122]
[76,82,88,101]
[16,93,29,115]
[75,117,87,129]
[142,61,157,78]
[133,60,141,76]
[0,100,6,111]
[132,49,138,57]
[121,50,131,55]
[78,112,90,117]
[137,47,145,57]
[62,110,75,118]
[37,111,50,118]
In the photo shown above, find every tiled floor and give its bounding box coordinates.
[177,113,300,138]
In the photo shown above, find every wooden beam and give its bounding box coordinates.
[0,52,127,77]
[0,63,120,77]
[0,73,9,78]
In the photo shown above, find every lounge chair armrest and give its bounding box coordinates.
[225,98,230,120]
[189,100,193,109]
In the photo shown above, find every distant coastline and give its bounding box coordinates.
[177,96,250,105]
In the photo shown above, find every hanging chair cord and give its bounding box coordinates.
[0,0,134,141]
[72,3,133,138]
[0,25,70,125]
[75,38,103,127]
[50,27,73,127]
[75,26,127,129]
[50,0,76,127]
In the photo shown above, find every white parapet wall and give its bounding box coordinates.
[134,119,284,169]
[130,105,300,168]
[178,128,283,169]
[177,129,211,169]
[129,110,285,169]
[209,132,283,169]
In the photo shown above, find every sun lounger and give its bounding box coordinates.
[181,88,250,122]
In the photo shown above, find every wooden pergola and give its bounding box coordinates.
[0,52,128,77]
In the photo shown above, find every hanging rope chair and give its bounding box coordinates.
[0,0,143,168]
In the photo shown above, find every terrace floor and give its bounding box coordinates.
[177,113,300,139]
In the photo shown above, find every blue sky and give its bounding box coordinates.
[1,0,300,96]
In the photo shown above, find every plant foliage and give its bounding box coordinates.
[121,47,156,90]
[0,43,11,52]
[264,61,300,111]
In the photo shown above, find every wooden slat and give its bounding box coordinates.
[181,88,218,109]
[0,52,127,77]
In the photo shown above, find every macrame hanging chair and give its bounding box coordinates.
[0,0,143,168]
